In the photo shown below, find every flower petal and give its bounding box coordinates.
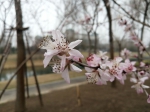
[61,67,70,83]
[142,85,150,89]
[139,77,148,83]
[110,76,115,82]
[85,67,94,72]
[96,78,102,85]
[43,50,59,68]
[125,59,130,63]
[98,69,110,81]
[68,40,82,49]
[70,64,82,72]
[43,55,53,68]
[131,85,136,88]
[115,57,122,63]
[136,88,143,94]
[45,49,59,56]
[69,49,84,58]
[130,78,137,83]
[147,95,150,103]
[59,55,66,70]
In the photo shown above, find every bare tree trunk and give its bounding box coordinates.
[0,30,13,76]
[116,40,122,56]
[103,0,115,88]
[25,34,43,106]
[0,22,6,44]
[24,65,29,98]
[14,0,26,111]
[139,0,149,61]
[87,32,92,55]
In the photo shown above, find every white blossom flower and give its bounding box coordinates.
[39,30,83,69]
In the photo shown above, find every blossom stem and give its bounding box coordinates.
[70,59,100,69]
[143,88,149,97]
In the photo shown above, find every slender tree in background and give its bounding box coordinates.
[140,0,149,61]
[14,0,26,111]
[103,0,115,87]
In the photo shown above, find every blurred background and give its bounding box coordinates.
[0,0,150,112]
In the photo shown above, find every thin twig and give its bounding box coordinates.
[25,33,43,106]
[71,59,100,69]
[112,0,150,28]
[0,48,40,100]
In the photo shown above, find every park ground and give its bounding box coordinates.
[1,52,150,112]
[1,78,150,112]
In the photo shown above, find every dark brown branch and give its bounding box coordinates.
[139,0,150,61]
[71,60,100,69]
[103,0,114,59]
[6,27,29,31]
[0,48,40,100]
[24,61,29,98]
[141,0,149,41]
[103,0,116,88]
[0,30,13,75]
[25,33,43,106]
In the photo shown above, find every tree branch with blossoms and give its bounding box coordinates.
[38,22,150,103]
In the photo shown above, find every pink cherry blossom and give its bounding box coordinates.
[137,71,150,78]
[130,32,138,41]
[98,51,107,57]
[121,48,131,59]
[123,59,136,73]
[98,69,111,82]
[119,74,127,85]
[139,46,145,54]
[98,51,109,69]
[130,76,149,94]
[85,67,110,85]
[124,24,132,32]
[106,57,123,81]
[86,54,100,67]
[140,62,145,67]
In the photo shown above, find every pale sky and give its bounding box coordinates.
[0,0,150,47]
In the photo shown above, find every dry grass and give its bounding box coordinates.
[0,70,85,90]
[2,52,89,69]
[4,60,43,69]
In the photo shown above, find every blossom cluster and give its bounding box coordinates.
[85,51,136,85]
[119,18,150,103]
[39,28,150,103]
[119,19,146,54]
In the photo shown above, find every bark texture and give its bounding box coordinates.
[14,0,26,111]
